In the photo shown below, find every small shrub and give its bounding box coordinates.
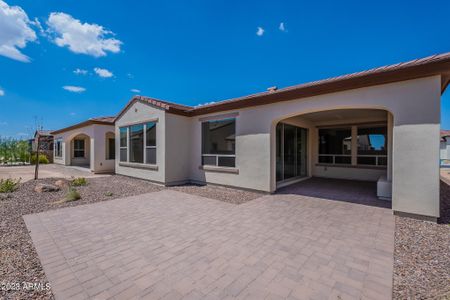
[0,178,21,193]
[30,154,49,164]
[104,191,113,197]
[65,188,81,202]
[71,177,87,186]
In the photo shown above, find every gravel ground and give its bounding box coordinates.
[0,175,164,300]
[393,181,450,299]
[169,183,264,204]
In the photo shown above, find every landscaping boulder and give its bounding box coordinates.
[54,180,68,188]
[35,184,60,193]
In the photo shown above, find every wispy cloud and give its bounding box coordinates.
[94,67,113,78]
[46,12,122,57]
[0,0,37,62]
[73,68,87,75]
[256,27,264,36]
[130,89,141,93]
[69,112,76,116]
[127,73,134,79]
[279,22,286,32]
[62,85,85,93]
[0,88,4,96]
[0,121,7,126]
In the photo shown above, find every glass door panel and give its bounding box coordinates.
[283,124,296,180]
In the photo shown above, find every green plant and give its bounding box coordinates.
[71,177,87,186]
[30,154,49,164]
[65,188,81,202]
[104,191,113,197]
[0,178,21,193]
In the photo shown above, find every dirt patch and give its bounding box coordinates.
[169,183,264,204]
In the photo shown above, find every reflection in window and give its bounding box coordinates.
[119,127,127,162]
[357,126,387,165]
[145,122,156,164]
[129,124,144,163]
[202,119,236,167]
[318,128,352,164]
[55,139,63,157]
[73,139,85,158]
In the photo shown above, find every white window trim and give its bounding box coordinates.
[201,117,237,168]
[119,119,158,167]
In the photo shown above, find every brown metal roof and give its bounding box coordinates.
[51,116,115,135]
[115,52,450,118]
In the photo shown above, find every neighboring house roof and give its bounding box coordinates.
[51,116,115,135]
[116,52,450,118]
[34,130,53,138]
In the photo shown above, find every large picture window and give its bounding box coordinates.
[202,118,236,167]
[73,139,85,158]
[120,122,157,165]
[357,126,387,166]
[318,128,352,164]
[119,127,127,162]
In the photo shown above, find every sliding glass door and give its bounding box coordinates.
[276,123,308,182]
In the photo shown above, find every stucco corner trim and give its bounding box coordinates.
[199,165,239,174]
[119,162,159,171]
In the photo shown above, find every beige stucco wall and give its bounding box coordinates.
[115,101,166,183]
[53,124,115,173]
[185,75,441,218]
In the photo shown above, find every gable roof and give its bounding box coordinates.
[51,116,115,135]
[118,52,450,118]
[34,130,53,138]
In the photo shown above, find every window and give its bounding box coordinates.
[107,138,115,160]
[202,118,236,167]
[119,127,127,162]
[55,139,62,157]
[129,124,144,163]
[73,139,85,158]
[145,122,156,164]
[120,122,157,164]
[318,128,352,164]
[357,126,387,166]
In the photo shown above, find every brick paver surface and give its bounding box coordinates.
[24,188,394,300]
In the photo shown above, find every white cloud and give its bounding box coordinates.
[94,67,113,78]
[47,12,122,57]
[73,68,87,75]
[62,85,85,93]
[130,89,141,93]
[256,27,264,36]
[279,22,286,32]
[0,88,4,96]
[0,121,7,126]
[69,112,76,116]
[0,0,37,62]
[127,73,134,79]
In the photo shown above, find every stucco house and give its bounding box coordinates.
[52,52,450,221]
[51,116,115,173]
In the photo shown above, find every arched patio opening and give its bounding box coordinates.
[273,108,393,203]
[70,133,91,168]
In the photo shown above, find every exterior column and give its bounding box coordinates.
[387,113,393,181]
[90,137,95,172]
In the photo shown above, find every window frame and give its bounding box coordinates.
[201,117,236,168]
[119,127,128,162]
[55,139,63,158]
[318,127,352,165]
[73,139,85,158]
[119,120,158,166]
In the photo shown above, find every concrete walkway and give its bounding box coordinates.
[0,164,109,182]
[24,189,394,300]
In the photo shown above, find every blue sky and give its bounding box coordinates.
[0,0,449,138]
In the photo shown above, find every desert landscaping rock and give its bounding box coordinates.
[34,183,60,193]
[54,179,67,188]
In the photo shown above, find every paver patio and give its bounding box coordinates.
[24,187,394,300]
